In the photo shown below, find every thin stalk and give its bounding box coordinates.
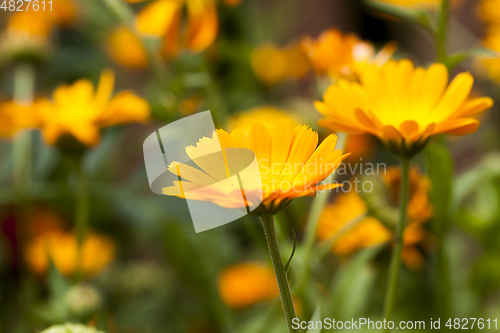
[260,214,299,333]
[73,158,89,281]
[436,0,450,64]
[383,158,410,331]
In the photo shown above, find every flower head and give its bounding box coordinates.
[218,263,279,308]
[106,26,149,69]
[315,59,493,157]
[161,118,348,215]
[301,29,396,80]
[24,230,115,277]
[34,69,150,146]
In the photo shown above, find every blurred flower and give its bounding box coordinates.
[24,229,115,277]
[41,324,104,333]
[223,0,242,6]
[34,69,150,146]
[0,101,40,138]
[134,0,218,58]
[479,0,500,24]
[344,134,377,162]
[0,0,76,63]
[317,166,433,270]
[477,26,500,83]
[218,262,279,308]
[227,106,299,132]
[316,190,392,255]
[161,118,348,214]
[64,284,103,319]
[301,29,396,81]
[250,43,311,84]
[106,26,149,69]
[315,59,494,157]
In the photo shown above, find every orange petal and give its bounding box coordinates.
[399,120,419,139]
[435,119,480,136]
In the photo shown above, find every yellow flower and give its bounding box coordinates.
[227,106,299,132]
[0,102,40,138]
[106,26,149,69]
[161,118,348,214]
[250,43,311,84]
[34,69,150,146]
[218,263,279,308]
[317,166,433,270]
[316,190,392,255]
[301,29,396,81]
[134,0,218,58]
[315,59,494,157]
[24,230,115,277]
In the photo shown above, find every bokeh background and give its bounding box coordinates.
[1,0,500,332]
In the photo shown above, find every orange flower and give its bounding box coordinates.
[0,101,40,138]
[317,166,433,270]
[135,0,218,58]
[301,28,396,80]
[24,230,115,277]
[250,43,311,84]
[316,59,494,157]
[106,26,149,69]
[218,263,279,308]
[161,118,348,214]
[34,69,150,146]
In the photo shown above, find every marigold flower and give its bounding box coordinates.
[0,102,40,138]
[317,166,433,270]
[301,29,396,80]
[477,26,500,83]
[218,263,279,308]
[479,0,500,23]
[250,43,311,84]
[106,26,149,69]
[134,0,218,58]
[24,230,115,277]
[227,106,299,132]
[161,118,348,214]
[317,190,392,254]
[315,59,494,157]
[34,69,150,146]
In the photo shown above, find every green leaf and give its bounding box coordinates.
[306,304,322,333]
[284,229,297,273]
[425,142,453,237]
[446,47,499,69]
[329,246,382,320]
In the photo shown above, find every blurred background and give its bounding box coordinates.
[1,0,500,332]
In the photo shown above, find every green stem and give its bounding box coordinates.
[73,157,89,281]
[436,0,450,64]
[261,214,299,333]
[383,158,410,332]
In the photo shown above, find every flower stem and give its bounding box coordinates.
[260,214,299,333]
[436,0,450,64]
[383,157,410,332]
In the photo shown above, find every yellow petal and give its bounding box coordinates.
[185,0,218,52]
[136,0,182,37]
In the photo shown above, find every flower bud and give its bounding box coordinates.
[64,284,103,319]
